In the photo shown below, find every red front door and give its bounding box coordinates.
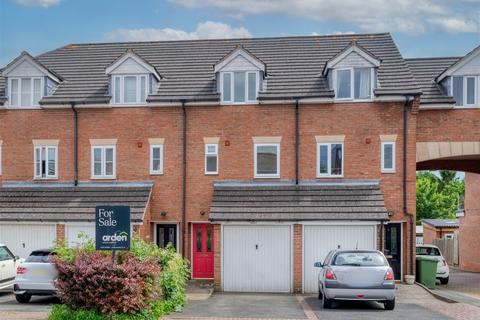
[192,223,214,278]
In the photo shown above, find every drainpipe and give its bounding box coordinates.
[295,100,299,185]
[71,102,78,186]
[403,95,414,275]
[181,101,187,258]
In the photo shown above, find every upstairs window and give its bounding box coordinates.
[205,144,219,175]
[254,143,280,178]
[317,143,343,177]
[150,144,164,175]
[452,76,477,107]
[335,68,372,100]
[34,146,57,179]
[112,75,148,105]
[381,142,396,173]
[9,77,43,107]
[221,71,258,104]
[91,146,116,179]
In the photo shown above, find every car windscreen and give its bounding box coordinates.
[25,251,54,263]
[0,246,13,261]
[332,252,387,266]
[416,247,440,256]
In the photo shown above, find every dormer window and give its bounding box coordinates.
[335,68,373,100]
[2,51,61,108]
[324,41,380,102]
[9,77,43,107]
[215,45,266,105]
[112,75,148,104]
[106,49,161,105]
[451,76,477,107]
[220,71,259,104]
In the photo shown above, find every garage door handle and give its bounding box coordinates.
[255,244,258,250]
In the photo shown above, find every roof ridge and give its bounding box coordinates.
[405,56,462,61]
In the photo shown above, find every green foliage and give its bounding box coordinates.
[416,171,464,223]
[51,234,189,318]
[49,304,160,320]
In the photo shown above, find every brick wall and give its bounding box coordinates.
[293,224,302,293]
[213,224,221,290]
[56,223,65,241]
[460,173,480,272]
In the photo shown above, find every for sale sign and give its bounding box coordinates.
[95,206,131,251]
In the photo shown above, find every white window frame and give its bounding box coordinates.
[8,77,44,108]
[254,143,280,178]
[316,142,344,178]
[150,144,164,175]
[91,145,116,179]
[111,74,149,105]
[451,75,478,108]
[381,141,396,173]
[333,68,374,101]
[34,145,58,179]
[204,143,219,175]
[220,71,259,104]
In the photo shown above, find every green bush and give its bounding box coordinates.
[50,234,189,319]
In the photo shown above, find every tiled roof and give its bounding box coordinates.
[0,33,420,106]
[405,57,460,105]
[422,219,459,228]
[0,183,152,222]
[209,180,389,221]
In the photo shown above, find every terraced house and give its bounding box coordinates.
[0,33,479,293]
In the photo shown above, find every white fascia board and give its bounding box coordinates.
[105,51,161,81]
[437,46,480,82]
[2,54,61,83]
[214,47,265,73]
[419,103,455,110]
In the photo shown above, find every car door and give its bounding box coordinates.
[0,246,16,288]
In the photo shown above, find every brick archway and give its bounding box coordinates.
[416,141,480,173]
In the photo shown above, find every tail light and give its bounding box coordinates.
[325,268,337,280]
[385,268,394,281]
[16,267,27,275]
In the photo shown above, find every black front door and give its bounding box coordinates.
[384,223,402,280]
[156,224,177,250]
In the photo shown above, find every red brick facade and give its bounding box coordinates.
[460,173,480,272]
[2,98,474,290]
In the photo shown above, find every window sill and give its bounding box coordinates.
[334,98,373,103]
[381,170,396,174]
[150,172,164,176]
[316,175,344,178]
[254,175,280,179]
[33,177,58,180]
[205,172,219,176]
[91,176,116,180]
[453,106,479,109]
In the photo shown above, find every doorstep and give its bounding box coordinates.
[186,280,214,301]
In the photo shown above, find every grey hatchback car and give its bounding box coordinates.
[315,250,396,310]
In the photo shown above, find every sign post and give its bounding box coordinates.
[95,206,131,263]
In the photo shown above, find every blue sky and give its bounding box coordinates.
[1,0,479,67]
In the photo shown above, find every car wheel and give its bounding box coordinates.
[318,288,323,300]
[440,277,449,285]
[384,298,395,311]
[323,296,333,309]
[15,293,31,303]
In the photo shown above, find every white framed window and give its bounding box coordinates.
[254,143,280,178]
[112,75,148,105]
[381,142,396,173]
[150,144,164,175]
[34,145,57,179]
[334,68,373,101]
[91,146,116,179]
[317,143,344,177]
[205,144,218,175]
[220,71,258,104]
[451,76,477,107]
[8,77,43,107]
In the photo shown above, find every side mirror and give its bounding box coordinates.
[314,262,323,268]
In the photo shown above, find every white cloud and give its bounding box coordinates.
[15,0,61,7]
[169,0,479,35]
[104,21,251,42]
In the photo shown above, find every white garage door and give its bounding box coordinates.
[65,223,95,247]
[223,225,291,292]
[303,224,376,293]
[0,224,56,259]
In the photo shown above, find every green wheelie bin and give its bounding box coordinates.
[416,255,437,289]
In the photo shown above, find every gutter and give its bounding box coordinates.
[71,102,78,186]
[181,100,187,258]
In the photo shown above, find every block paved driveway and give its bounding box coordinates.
[166,284,480,320]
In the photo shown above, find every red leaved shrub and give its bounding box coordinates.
[54,252,161,314]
